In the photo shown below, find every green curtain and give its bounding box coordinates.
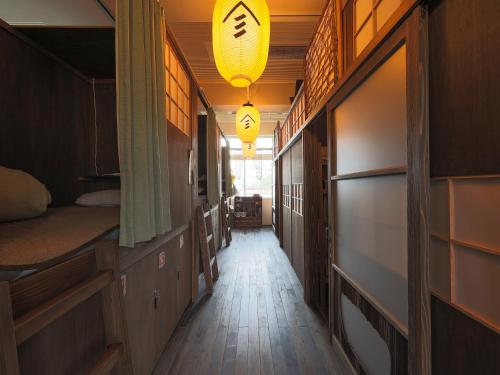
[207,108,220,206]
[116,0,172,247]
[224,144,233,197]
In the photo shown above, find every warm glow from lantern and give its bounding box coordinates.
[242,142,257,158]
[212,0,270,88]
[236,103,260,143]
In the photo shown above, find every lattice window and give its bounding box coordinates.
[354,0,402,57]
[164,36,191,136]
[292,183,304,216]
[305,0,340,116]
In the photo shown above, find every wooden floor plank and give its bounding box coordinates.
[155,229,348,375]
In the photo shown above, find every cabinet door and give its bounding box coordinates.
[154,242,178,358]
[176,230,192,319]
[123,253,157,375]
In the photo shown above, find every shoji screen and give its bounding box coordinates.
[334,45,408,329]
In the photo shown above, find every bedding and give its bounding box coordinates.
[0,206,120,270]
[0,166,52,222]
[76,190,121,207]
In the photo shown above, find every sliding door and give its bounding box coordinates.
[281,151,292,261]
[329,7,429,374]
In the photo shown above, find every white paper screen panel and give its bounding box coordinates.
[430,179,450,238]
[430,238,451,299]
[335,45,407,175]
[452,179,500,250]
[336,175,408,328]
[454,245,500,329]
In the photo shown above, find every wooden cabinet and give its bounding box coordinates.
[234,196,263,228]
[122,228,192,375]
[123,252,157,375]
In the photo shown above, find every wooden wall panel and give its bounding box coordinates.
[168,123,192,230]
[429,0,500,177]
[291,138,305,287]
[0,23,119,206]
[432,296,500,374]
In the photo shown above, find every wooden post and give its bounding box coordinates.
[406,6,431,375]
[0,282,20,375]
[95,241,134,375]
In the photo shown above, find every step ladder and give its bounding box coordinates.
[220,196,232,247]
[196,205,219,294]
[0,242,133,375]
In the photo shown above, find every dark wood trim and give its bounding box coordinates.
[331,166,407,181]
[0,283,20,375]
[14,270,113,345]
[406,7,431,375]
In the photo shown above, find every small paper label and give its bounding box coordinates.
[159,252,166,269]
[121,275,127,297]
[180,234,184,248]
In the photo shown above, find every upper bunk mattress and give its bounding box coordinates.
[0,206,119,270]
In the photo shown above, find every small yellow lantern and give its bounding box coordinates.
[212,0,270,88]
[242,142,257,159]
[236,103,260,143]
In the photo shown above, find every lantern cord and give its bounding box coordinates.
[246,86,250,103]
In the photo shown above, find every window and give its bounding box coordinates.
[164,35,191,135]
[229,136,273,197]
[353,0,402,57]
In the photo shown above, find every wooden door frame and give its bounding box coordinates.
[326,5,430,374]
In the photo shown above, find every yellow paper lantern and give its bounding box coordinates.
[236,103,260,143]
[242,142,257,159]
[212,0,270,88]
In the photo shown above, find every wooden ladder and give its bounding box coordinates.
[220,196,232,247]
[196,205,219,294]
[0,242,133,375]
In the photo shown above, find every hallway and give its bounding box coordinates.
[154,229,350,375]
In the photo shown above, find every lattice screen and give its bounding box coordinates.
[305,0,340,115]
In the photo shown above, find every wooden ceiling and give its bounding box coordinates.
[164,0,326,126]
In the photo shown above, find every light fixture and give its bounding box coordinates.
[242,142,257,159]
[212,0,270,88]
[236,102,260,143]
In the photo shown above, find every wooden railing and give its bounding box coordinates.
[274,0,339,156]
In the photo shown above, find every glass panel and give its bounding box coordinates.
[376,0,400,31]
[335,45,407,175]
[355,0,373,31]
[336,175,408,328]
[355,16,374,56]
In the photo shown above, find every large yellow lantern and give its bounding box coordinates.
[242,142,257,159]
[212,0,270,88]
[236,103,260,142]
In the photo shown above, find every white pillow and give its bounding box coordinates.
[75,190,121,207]
[0,166,52,222]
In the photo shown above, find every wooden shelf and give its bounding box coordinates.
[331,166,407,181]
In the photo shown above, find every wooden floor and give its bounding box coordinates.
[154,228,350,375]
